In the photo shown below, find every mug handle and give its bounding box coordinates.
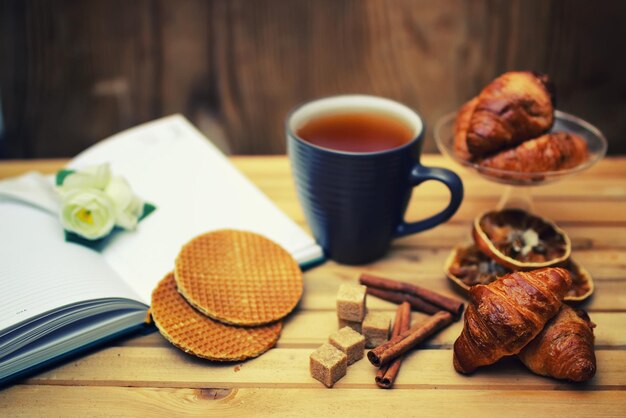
[394,165,464,237]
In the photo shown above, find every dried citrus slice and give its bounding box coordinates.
[561,259,594,302]
[444,244,592,302]
[444,244,511,292]
[472,209,571,270]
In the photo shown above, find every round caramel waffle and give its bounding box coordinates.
[151,273,282,361]
[174,229,303,326]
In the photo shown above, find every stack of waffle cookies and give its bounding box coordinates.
[150,229,303,361]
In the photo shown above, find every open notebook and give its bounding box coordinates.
[0,115,323,385]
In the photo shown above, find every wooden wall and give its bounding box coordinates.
[1,0,625,158]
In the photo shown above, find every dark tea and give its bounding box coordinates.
[296,112,414,153]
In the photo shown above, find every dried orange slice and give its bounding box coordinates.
[472,209,571,270]
[444,244,592,302]
[561,259,594,302]
[444,244,510,292]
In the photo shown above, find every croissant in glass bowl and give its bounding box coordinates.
[464,71,555,159]
[454,97,478,162]
[479,132,589,173]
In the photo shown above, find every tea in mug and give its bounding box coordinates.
[296,112,414,153]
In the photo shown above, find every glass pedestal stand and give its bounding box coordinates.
[497,186,534,212]
[434,110,608,214]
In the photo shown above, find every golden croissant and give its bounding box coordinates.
[518,304,596,382]
[454,97,478,161]
[479,132,589,173]
[465,71,554,158]
[453,267,571,374]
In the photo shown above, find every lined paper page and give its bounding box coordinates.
[68,115,322,303]
[0,202,143,332]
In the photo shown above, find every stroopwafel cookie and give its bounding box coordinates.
[174,229,303,326]
[151,273,282,361]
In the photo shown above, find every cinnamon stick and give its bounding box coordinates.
[379,350,404,388]
[367,311,454,367]
[366,287,440,315]
[360,273,464,317]
[375,302,410,386]
[377,302,411,389]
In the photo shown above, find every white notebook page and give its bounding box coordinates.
[0,202,142,332]
[69,115,321,303]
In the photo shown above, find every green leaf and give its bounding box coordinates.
[64,230,110,251]
[139,202,157,222]
[56,169,75,186]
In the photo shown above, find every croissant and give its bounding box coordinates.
[453,267,571,374]
[479,132,589,172]
[518,304,596,382]
[453,97,478,161]
[466,71,555,158]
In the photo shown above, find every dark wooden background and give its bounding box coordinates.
[1,0,625,158]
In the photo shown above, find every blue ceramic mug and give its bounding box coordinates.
[287,95,463,264]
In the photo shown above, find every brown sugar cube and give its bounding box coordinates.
[336,284,367,321]
[310,343,347,388]
[329,326,366,365]
[338,317,362,334]
[362,311,391,348]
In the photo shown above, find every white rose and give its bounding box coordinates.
[105,176,144,230]
[60,188,116,240]
[62,163,111,190]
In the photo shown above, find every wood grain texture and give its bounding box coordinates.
[21,347,626,389]
[1,0,625,158]
[0,0,158,158]
[0,156,625,415]
[2,386,625,418]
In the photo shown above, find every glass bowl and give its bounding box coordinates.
[434,110,608,187]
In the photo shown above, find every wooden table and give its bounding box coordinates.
[1,155,625,417]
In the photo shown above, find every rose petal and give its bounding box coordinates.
[60,188,116,239]
[105,176,143,230]
[62,164,111,191]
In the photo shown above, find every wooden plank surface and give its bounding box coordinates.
[3,386,625,418]
[23,348,626,390]
[3,0,626,158]
[0,155,625,417]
